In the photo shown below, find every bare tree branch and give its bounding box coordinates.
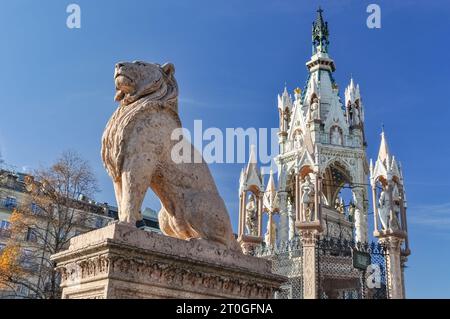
[0,150,101,299]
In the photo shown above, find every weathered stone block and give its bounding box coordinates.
[51,223,285,299]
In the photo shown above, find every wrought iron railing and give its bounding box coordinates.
[251,236,388,299]
[253,237,303,257]
[317,237,389,299]
[252,237,304,299]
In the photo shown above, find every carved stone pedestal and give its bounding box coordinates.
[299,229,320,299]
[377,231,406,299]
[51,223,285,299]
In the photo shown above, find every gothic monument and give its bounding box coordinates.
[237,8,410,299]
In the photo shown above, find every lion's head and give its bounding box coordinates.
[114,61,178,106]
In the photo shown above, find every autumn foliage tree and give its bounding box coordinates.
[0,151,99,299]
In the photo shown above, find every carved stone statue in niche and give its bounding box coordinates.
[334,197,344,214]
[390,184,401,231]
[353,105,360,125]
[348,202,355,222]
[301,175,315,222]
[245,194,258,236]
[264,215,277,246]
[378,188,390,230]
[331,127,342,145]
[310,97,319,120]
[283,110,290,131]
[348,105,354,124]
[293,130,303,149]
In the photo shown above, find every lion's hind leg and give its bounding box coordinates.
[158,206,177,237]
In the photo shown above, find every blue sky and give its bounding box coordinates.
[0,0,449,298]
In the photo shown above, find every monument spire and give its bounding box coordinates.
[312,6,330,54]
[378,129,390,164]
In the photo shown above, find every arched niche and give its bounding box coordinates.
[322,161,353,207]
[295,165,319,223]
[371,174,408,238]
[238,183,264,242]
[292,129,304,150]
[309,94,319,121]
[347,99,361,126]
[330,125,344,146]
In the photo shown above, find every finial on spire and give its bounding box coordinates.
[249,144,257,165]
[312,7,329,54]
[378,127,390,163]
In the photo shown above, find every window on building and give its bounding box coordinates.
[0,221,11,238]
[21,249,37,272]
[26,228,38,243]
[4,197,17,209]
[0,220,11,230]
[31,203,40,215]
[95,216,104,228]
[18,285,29,297]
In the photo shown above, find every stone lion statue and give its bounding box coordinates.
[102,61,240,251]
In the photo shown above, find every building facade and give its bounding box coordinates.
[0,169,160,298]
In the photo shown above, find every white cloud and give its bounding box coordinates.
[179,97,207,107]
[409,202,450,229]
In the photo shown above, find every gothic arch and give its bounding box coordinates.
[309,93,318,105]
[246,184,261,196]
[321,160,354,206]
[292,129,304,150]
[321,157,356,183]
[299,165,314,178]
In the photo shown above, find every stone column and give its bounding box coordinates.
[301,230,319,299]
[257,192,264,238]
[353,187,368,243]
[371,185,379,233]
[278,192,288,243]
[400,255,408,299]
[278,131,287,154]
[314,173,322,222]
[380,236,405,299]
[238,191,246,237]
[267,212,274,247]
[287,200,296,241]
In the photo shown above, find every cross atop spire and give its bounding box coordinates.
[312,7,330,54]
